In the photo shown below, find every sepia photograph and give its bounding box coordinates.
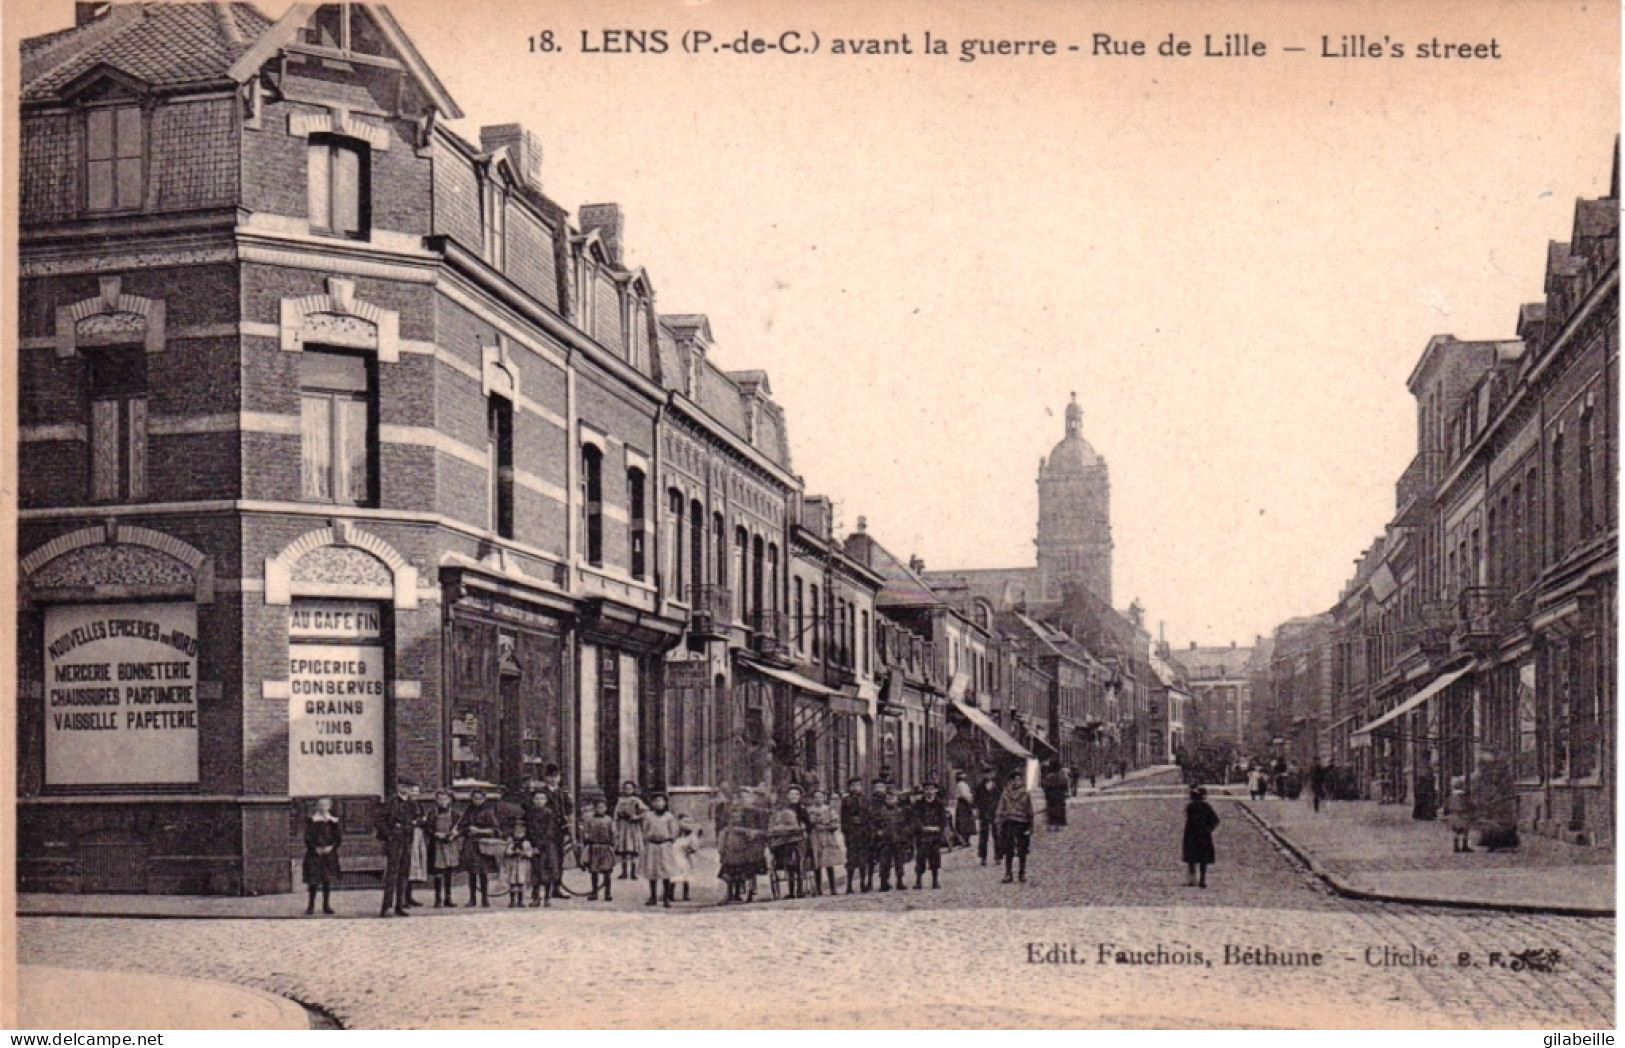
[4,0,1619,1031]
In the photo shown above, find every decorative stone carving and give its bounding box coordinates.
[54,275,166,357]
[279,276,399,362]
[290,545,392,588]
[32,543,194,591]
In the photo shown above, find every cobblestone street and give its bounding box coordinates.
[20,796,1613,1028]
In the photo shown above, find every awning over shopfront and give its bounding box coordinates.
[738,658,839,698]
[1351,666,1472,738]
[951,698,1034,760]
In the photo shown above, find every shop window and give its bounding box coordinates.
[488,395,513,538]
[86,344,147,502]
[627,467,646,579]
[300,349,375,505]
[580,444,603,565]
[308,134,369,239]
[86,104,144,213]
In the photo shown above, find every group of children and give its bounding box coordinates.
[715,778,959,903]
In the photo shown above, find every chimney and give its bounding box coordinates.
[479,124,541,188]
[579,203,625,266]
[76,2,111,26]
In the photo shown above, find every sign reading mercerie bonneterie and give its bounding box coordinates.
[288,600,385,797]
[44,602,199,786]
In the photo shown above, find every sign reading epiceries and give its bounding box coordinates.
[44,602,199,786]
[288,601,385,797]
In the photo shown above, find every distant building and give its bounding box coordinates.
[1167,642,1261,760]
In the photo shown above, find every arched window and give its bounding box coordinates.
[689,499,705,600]
[667,488,684,599]
[580,444,603,565]
[627,467,645,579]
[733,526,749,623]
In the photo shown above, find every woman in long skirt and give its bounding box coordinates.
[406,784,429,907]
[639,792,681,907]
[1041,760,1070,831]
[1181,785,1220,888]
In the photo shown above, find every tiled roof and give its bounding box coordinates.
[24,3,273,101]
[864,541,943,608]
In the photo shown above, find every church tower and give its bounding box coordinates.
[1035,394,1112,604]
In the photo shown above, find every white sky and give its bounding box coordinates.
[11,0,1618,648]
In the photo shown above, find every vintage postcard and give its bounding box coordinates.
[5,0,1619,1031]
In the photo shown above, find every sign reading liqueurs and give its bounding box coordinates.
[44,602,199,786]
[288,600,385,797]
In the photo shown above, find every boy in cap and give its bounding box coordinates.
[912,782,948,889]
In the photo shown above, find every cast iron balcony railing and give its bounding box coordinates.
[690,585,732,638]
[749,608,790,658]
[1452,586,1503,650]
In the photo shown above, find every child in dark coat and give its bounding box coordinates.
[911,783,948,889]
[302,797,342,915]
[1182,786,1220,888]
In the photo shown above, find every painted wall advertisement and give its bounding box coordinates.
[288,600,385,797]
[44,601,199,786]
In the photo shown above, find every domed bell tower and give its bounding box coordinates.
[1035,393,1113,604]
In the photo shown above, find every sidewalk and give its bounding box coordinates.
[1242,795,1615,916]
[17,966,309,1029]
[19,848,729,919]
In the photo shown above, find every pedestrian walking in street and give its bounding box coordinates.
[717,809,765,904]
[671,814,701,902]
[1182,785,1220,888]
[502,824,535,908]
[1248,765,1266,801]
[972,768,1001,865]
[1413,750,1439,821]
[455,788,502,908]
[427,789,460,908]
[995,769,1035,884]
[640,792,682,908]
[1041,759,1070,832]
[1445,775,1471,853]
[524,789,565,907]
[1309,761,1328,813]
[579,798,617,901]
[839,777,870,893]
[374,779,420,918]
[405,783,428,907]
[302,797,341,916]
[912,782,948,889]
[952,771,977,848]
[613,781,647,881]
[806,789,846,897]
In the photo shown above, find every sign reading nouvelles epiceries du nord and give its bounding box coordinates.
[44,602,199,786]
[288,600,385,797]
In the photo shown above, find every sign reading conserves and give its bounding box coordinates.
[288,601,385,797]
[44,602,199,786]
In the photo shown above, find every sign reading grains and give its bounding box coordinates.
[288,600,384,797]
[44,602,199,785]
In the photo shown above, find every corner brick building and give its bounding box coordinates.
[16,2,818,893]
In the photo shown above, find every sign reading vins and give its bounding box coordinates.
[44,602,199,786]
[288,600,385,797]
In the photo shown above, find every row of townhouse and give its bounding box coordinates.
[1277,147,1618,846]
[17,1,1143,896]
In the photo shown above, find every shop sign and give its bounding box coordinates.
[44,602,199,786]
[289,602,385,797]
[665,659,711,689]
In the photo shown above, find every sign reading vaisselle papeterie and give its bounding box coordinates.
[288,601,385,797]
[44,602,199,786]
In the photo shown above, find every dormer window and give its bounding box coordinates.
[481,176,506,269]
[308,134,369,239]
[86,104,143,212]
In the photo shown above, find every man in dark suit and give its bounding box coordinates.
[972,768,1002,865]
[538,764,574,897]
[374,778,420,917]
